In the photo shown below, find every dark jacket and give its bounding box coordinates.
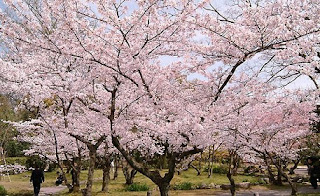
[30,169,45,184]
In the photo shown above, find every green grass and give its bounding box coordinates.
[1,168,261,195]
[4,157,28,166]
[9,168,320,196]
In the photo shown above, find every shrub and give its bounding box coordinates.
[25,155,46,169]
[172,182,194,190]
[5,157,27,166]
[0,185,8,196]
[5,140,30,157]
[204,164,228,174]
[211,165,228,174]
[124,183,149,191]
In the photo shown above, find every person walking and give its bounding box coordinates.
[30,165,45,196]
[307,157,319,189]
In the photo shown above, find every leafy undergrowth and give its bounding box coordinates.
[124,183,150,192]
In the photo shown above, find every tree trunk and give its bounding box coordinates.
[72,140,83,193]
[289,159,301,175]
[276,167,283,186]
[274,158,283,186]
[158,182,170,196]
[42,116,73,192]
[56,163,73,192]
[68,134,105,196]
[286,176,298,196]
[231,154,240,176]
[83,148,97,196]
[101,157,111,192]
[279,165,298,195]
[64,154,81,193]
[123,165,137,185]
[189,163,201,176]
[227,172,236,196]
[72,167,81,192]
[227,150,237,196]
[263,156,277,185]
[266,152,298,196]
[199,152,202,173]
[207,145,214,178]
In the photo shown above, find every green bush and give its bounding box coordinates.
[0,185,8,196]
[5,140,30,157]
[212,165,228,174]
[124,183,149,191]
[25,155,46,169]
[204,164,228,174]
[5,157,27,166]
[172,182,194,190]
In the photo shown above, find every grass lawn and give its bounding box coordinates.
[1,168,261,195]
[2,168,319,196]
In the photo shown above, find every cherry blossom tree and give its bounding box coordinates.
[0,1,207,195]
[212,77,316,195]
[0,50,113,194]
[1,1,320,196]
[192,0,320,94]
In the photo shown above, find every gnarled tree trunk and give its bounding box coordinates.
[227,172,236,196]
[122,163,137,185]
[267,152,297,196]
[263,155,277,185]
[289,158,301,175]
[189,162,201,176]
[69,134,105,196]
[158,182,170,196]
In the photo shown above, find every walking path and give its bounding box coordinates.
[35,166,318,196]
[36,184,320,196]
[212,186,320,196]
[38,185,68,196]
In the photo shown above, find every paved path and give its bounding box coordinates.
[35,184,320,196]
[212,186,320,196]
[295,166,309,176]
[38,185,67,196]
[33,167,318,196]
